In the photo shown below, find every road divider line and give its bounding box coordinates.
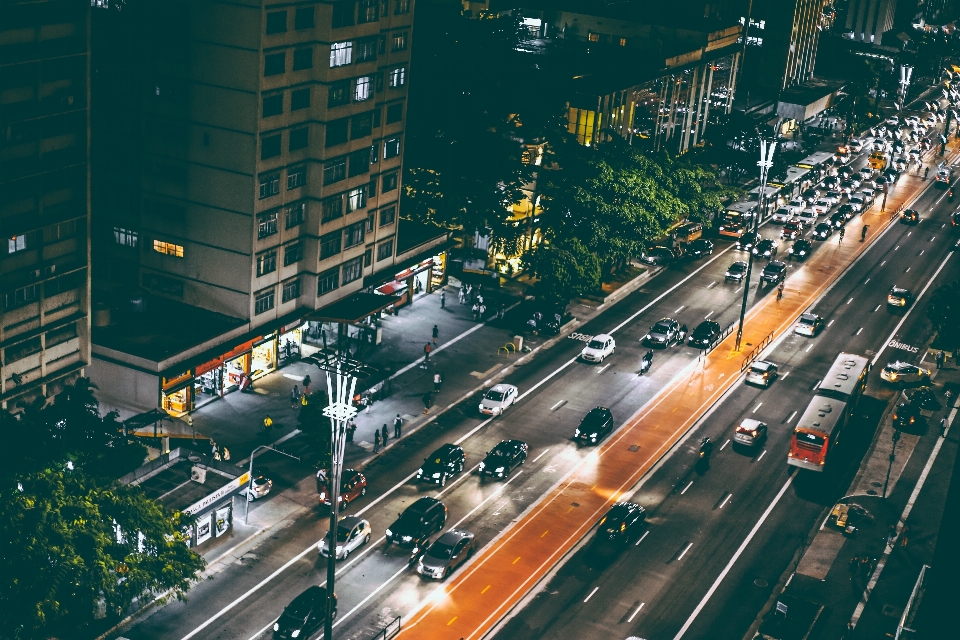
[549,400,566,411]
[597,363,611,374]
[680,481,693,495]
[627,602,645,622]
[532,449,549,463]
[753,403,762,413]
[635,530,650,546]
[584,587,599,603]
[720,439,730,451]
[677,542,693,561]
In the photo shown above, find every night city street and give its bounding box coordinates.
[2,2,959,640]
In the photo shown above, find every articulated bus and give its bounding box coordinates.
[788,353,870,472]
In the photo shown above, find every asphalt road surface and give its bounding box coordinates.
[115,143,958,640]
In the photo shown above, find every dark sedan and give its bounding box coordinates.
[685,239,714,259]
[752,238,779,258]
[735,232,761,251]
[900,209,920,224]
[574,407,614,445]
[417,444,466,486]
[813,223,833,240]
[478,440,528,479]
[829,212,847,229]
[788,239,813,261]
[592,502,646,550]
[688,320,722,349]
[759,260,787,284]
[273,586,334,639]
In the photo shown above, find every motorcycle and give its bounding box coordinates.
[699,437,713,461]
[639,351,653,375]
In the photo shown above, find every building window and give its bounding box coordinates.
[341,256,363,284]
[323,156,347,185]
[284,242,303,265]
[386,103,403,124]
[2,284,39,310]
[4,337,42,364]
[379,205,396,227]
[367,177,378,198]
[384,136,400,159]
[292,88,310,111]
[367,212,376,232]
[255,289,275,315]
[388,67,405,87]
[382,172,398,192]
[290,127,309,151]
[259,173,281,199]
[343,221,365,248]
[153,240,184,257]
[332,1,355,28]
[587,32,599,42]
[114,227,138,248]
[322,194,344,223]
[346,186,366,212]
[351,112,373,139]
[295,6,315,29]
[261,134,282,159]
[355,76,372,102]
[264,52,286,76]
[318,266,339,295]
[395,0,410,14]
[358,0,379,23]
[266,10,287,34]
[258,210,279,238]
[377,238,394,261]
[293,48,314,70]
[286,202,306,228]
[263,93,283,117]
[320,230,342,260]
[348,149,370,177]
[364,247,372,267]
[282,279,301,303]
[356,37,377,62]
[8,235,27,254]
[287,166,306,190]
[370,140,380,164]
[330,41,353,67]
[257,250,277,276]
[46,323,78,348]
[326,118,349,147]
[619,37,627,46]
[392,31,407,52]
[329,80,351,107]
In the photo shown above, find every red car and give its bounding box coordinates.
[318,469,367,509]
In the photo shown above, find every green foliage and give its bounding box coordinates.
[0,469,205,639]
[928,279,960,346]
[526,238,601,309]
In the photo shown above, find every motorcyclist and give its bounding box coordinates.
[924,166,929,180]
[699,437,713,458]
[262,415,274,433]
[643,350,653,365]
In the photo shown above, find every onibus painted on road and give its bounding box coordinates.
[787,353,870,472]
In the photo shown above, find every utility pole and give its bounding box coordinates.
[898,65,913,112]
[883,428,901,498]
[735,139,775,351]
[244,445,299,524]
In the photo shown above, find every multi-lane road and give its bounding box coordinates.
[114,134,958,640]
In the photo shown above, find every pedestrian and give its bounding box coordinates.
[849,555,859,578]
[859,556,870,576]
[887,524,897,545]
[440,291,446,308]
[374,430,381,453]
[213,448,222,461]
[458,288,465,304]
[432,324,439,344]
[941,417,948,437]
[477,293,484,306]
[382,424,389,446]
[394,414,403,439]
[434,371,442,393]
[347,419,356,443]
[867,557,876,574]
[291,385,301,407]
[362,393,371,413]
[210,438,218,456]
[777,281,784,301]
[945,389,954,409]
[422,392,433,414]
[472,302,479,321]
[303,374,312,394]
[262,415,273,433]
[465,284,472,299]
[221,446,231,461]
[839,226,845,243]
[423,342,432,363]
[479,303,487,318]
[498,303,506,320]
[936,350,945,370]
[861,224,868,241]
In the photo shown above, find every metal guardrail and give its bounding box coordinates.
[368,616,401,640]
[740,331,775,372]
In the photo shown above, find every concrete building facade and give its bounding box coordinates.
[0,0,92,411]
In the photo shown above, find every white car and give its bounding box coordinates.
[905,115,920,126]
[860,188,875,202]
[886,116,900,126]
[745,360,779,387]
[798,209,818,225]
[581,334,615,363]
[794,312,825,337]
[880,362,931,384]
[479,384,519,415]
[773,207,794,223]
[847,196,864,212]
[319,516,372,560]
[849,139,863,152]
[858,167,874,181]
[787,199,806,214]
[812,200,832,215]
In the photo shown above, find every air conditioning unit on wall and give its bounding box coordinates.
[190,466,207,484]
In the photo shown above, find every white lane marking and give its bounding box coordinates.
[627,602,646,622]
[786,410,798,423]
[919,250,924,256]
[673,475,795,640]
[806,343,815,352]
[675,305,686,313]
[332,564,408,630]
[753,402,762,413]
[454,417,496,446]
[635,530,650,546]
[756,450,767,461]
[881,260,887,266]
[781,371,790,379]
[930,236,936,241]
[597,363,611,374]
[532,449,549,463]
[846,297,854,304]
[873,304,881,312]
[584,586,599,603]
[450,472,523,531]
[677,542,693,561]
[707,281,717,289]
[704,310,714,319]
[549,400,565,411]
[720,438,731,451]
[856,327,863,335]
[905,267,911,273]
[871,253,955,366]
[863,278,870,284]
[827,319,835,327]
[681,481,694,495]
[719,494,732,509]
[735,286,743,293]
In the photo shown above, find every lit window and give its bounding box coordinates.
[258,211,279,238]
[619,37,627,46]
[383,136,401,159]
[392,31,407,52]
[257,250,277,276]
[355,76,372,101]
[153,240,184,257]
[346,186,366,212]
[8,235,26,254]
[287,166,306,190]
[588,32,599,42]
[357,0,378,24]
[114,227,138,248]
[259,173,281,199]
[388,67,405,88]
[330,41,353,67]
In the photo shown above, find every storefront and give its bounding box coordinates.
[161,371,192,416]
[278,321,304,366]
[250,336,276,379]
[375,252,448,311]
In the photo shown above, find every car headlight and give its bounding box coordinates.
[385,528,393,537]
[432,472,441,478]
[574,429,580,436]
[417,467,423,476]
[495,467,505,473]
[478,462,485,470]
[336,546,343,554]
[590,433,598,438]
[800,251,806,255]
[890,373,898,380]
[291,630,300,638]
[319,492,325,500]
[645,334,651,340]
[479,404,485,411]
[417,558,424,569]
[401,535,412,542]
[274,623,280,631]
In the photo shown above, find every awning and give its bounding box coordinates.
[307,292,401,324]
[123,408,172,430]
[376,281,407,295]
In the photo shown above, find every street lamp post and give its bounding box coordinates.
[735,139,776,352]
[243,445,300,525]
[898,65,913,112]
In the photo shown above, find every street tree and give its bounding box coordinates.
[526,238,601,309]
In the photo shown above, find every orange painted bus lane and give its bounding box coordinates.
[396,154,952,640]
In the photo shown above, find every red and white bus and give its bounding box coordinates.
[788,353,870,472]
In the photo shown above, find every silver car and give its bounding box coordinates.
[318,515,372,560]
[416,529,476,580]
[745,360,778,387]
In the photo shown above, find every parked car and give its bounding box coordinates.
[880,362,930,384]
[478,440,528,479]
[385,497,448,548]
[689,320,722,349]
[640,246,675,265]
[574,407,614,445]
[745,360,779,387]
[417,444,466,486]
[318,516,372,560]
[243,475,273,502]
[479,384,518,415]
[416,529,477,580]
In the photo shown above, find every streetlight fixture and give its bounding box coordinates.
[243,445,299,525]
[735,138,776,352]
[898,64,913,112]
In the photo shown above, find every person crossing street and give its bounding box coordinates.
[394,414,403,439]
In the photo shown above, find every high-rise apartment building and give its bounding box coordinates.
[742,0,828,92]
[842,0,898,45]
[0,0,92,412]
[88,0,420,414]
